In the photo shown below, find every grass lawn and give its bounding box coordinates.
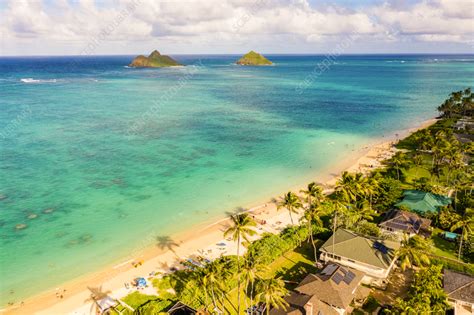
[121,291,160,309]
[264,241,320,289]
[399,152,451,188]
[431,229,459,260]
[223,241,321,314]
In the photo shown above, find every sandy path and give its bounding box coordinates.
[2,118,437,315]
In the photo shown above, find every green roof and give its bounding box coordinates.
[320,229,400,269]
[395,190,451,213]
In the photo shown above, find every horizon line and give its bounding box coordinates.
[1,52,474,58]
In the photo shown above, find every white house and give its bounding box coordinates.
[319,229,400,283]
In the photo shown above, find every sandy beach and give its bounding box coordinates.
[2,118,437,315]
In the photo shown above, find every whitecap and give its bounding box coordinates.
[20,78,57,84]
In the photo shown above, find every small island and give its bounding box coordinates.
[129,50,182,68]
[236,51,272,66]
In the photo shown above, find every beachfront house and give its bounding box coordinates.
[378,209,432,239]
[270,263,370,315]
[454,116,474,132]
[319,229,400,283]
[395,190,451,214]
[443,269,474,315]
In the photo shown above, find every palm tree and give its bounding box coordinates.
[186,279,210,310]
[444,147,464,186]
[224,213,256,315]
[256,278,289,315]
[326,198,347,258]
[241,256,269,313]
[343,200,375,228]
[190,267,214,310]
[204,262,225,311]
[300,182,324,207]
[396,235,431,270]
[451,170,471,211]
[302,202,325,262]
[335,171,359,203]
[362,174,380,211]
[277,191,302,225]
[451,208,473,260]
[390,152,405,180]
[418,129,434,152]
[328,198,348,229]
[413,153,424,177]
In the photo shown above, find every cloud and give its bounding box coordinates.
[0,0,473,55]
[372,0,473,41]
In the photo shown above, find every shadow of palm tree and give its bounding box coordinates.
[85,285,112,315]
[158,261,170,271]
[156,235,180,258]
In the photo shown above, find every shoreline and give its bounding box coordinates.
[2,118,438,315]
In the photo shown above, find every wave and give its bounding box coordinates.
[422,58,474,63]
[20,78,58,84]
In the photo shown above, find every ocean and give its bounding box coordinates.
[0,54,473,304]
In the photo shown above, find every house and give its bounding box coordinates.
[168,301,198,315]
[379,209,431,238]
[319,229,400,281]
[454,117,474,132]
[395,190,451,214]
[270,263,370,315]
[443,269,474,315]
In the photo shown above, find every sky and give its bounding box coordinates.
[0,0,473,56]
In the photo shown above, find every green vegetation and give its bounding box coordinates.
[450,207,473,260]
[431,229,458,260]
[113,88,472,314]
[361,295,381,313]
[264,242,319,285]
[397,235,431,270]
[430,256,474,275]
[129,50,182,67]
[389,264,449,314]
[236,51,272,65]
[121,292,161,309]
[224,213,257,314]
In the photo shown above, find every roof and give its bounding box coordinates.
[269,291,306,315]
[168,301,197,315]
[320,229,400,269]
[379,209,431,234]
[395,190,451,213]
[97,296,117,311]
[270,263,367,315]
[269,294,340,315]
[295,264,366,309]
[444,270,474,304]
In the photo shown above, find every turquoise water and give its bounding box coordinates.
[1,54,473,304]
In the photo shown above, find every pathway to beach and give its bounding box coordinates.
[2,119,437,315]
